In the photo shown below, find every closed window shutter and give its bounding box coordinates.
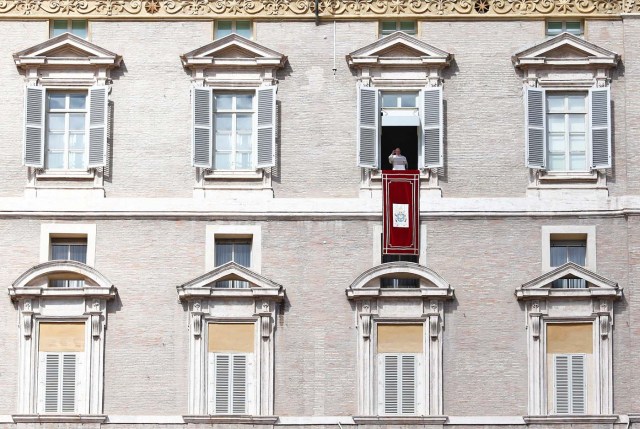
[357,85,379,168]
[400,355,416,414]
[210,353,250,414]
[256,85,276,168]
[61,354,77,413]
[24,86,45,168]
[44,353,60,413]
[231,355,247,414]
[213,354,231,413]
[554,355,570,414]
[590,87,611,169]
[383,354,399,414]
[39,352,81,413]
[192,87,213,168]
[570,354,586,414]
[420,86,443,168]
[379,354,417,415]
[88,86,108,168]
[525,86,546,169]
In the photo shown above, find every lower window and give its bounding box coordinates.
[546,93,587,172]
[213,93,254,171]
[46,91,88,170]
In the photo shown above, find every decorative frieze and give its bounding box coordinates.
[0,0,634,18]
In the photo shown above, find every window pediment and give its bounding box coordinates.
[181,34,287,70]
[13,33,121,69]
[346,261,454,299]
[9,260,117,299]
[516,262,621,299]
[177,261,285,300]
[512,33,619,69]
[347,31,453,68]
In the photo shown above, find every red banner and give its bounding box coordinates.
[382,170,420,255]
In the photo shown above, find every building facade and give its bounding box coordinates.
[0,1,639,428]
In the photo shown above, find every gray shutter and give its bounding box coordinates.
[525,86,546,169]
[570,354,586,414]
[88,86,108,168]
[44,353,60,412]
[421,87,443,168]
[24,86,45,168]
[590,87,611,169]
[231,355,247,414]
[357,85,379,168]
[256,86,276,168]
[400,355,416,414]
[214,354,230,414]
[554,355,570,414]
[383,354,399,414]
[192,87,213,169]
[61,354,77,413]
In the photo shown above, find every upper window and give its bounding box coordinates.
[215,20,252,39]
[46,91,88,171]
[550,239,586,288]
[546,93,587,172]
[381,253,419,288]
[213,93,254,171]
[50,20,88,39]
[546,20,583,36]
[215,239,251,288]
[380,21,417,36]
[49,237,88,288]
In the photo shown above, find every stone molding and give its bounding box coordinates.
[0,0,635,18]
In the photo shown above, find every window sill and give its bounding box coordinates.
[523,415,618,424]
[182,415,278,424]
[353,416,448,425]
[537,171,598,183]
[12,414,107,423]
[370,169,429,181]
[35,170,95,180]
[204,169,263,180]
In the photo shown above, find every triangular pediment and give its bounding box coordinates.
[516,262,621,299]
[181,34,287,69]
[513,33,619,68]
[347,31,452,68]
[13,33,121,67]
[177,262,285,300]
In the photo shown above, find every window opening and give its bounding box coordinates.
[381,127,418,170]
[215,239,251,288]
[550,239,586,288]
[380,21,417,36]
[213,93,254,171]
[546,21,583,36]
[50,238,88,288]
[50,20,88,38]
[46,91,88,170]
[215,20,252,39]
[547,93,588,172]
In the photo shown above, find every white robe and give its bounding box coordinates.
[388,154,408,170]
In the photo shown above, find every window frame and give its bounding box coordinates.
[212,91,256,171]
[45,90,89,171]
[379,21,418,37]
[205,225,261,273]
[50,19,89,39]
[40,224,96,266]
[546,20,584,37]
[541,225,596,272]
[214,20,253,39]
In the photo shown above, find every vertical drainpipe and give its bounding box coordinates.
[315,0,319,25]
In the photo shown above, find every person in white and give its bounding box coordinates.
[388,147,408,170]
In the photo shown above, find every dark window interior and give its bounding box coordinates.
[381,126,418,170]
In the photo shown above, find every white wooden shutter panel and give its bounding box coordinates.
[213,354,230,414]
[24,86,45,168]
[525,86,546,169]
[61,354,77,413]
[88,86,108,168]
[256,86,276,168]
[400,355,416,414]
[44,353,60,412]
[570,354,586,414]
[357,86,379,168]
[231,355,247,414]
[383,354,399,414]
[421,86,443,168]
[590,87,611,169]
[554,355,570,414]
[192,87,213,168]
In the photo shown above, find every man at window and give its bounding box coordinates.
[388,148,408,170]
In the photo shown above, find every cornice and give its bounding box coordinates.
[0,0,634,18]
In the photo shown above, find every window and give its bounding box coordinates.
[546,21,583,36]
[37,322,85,413]
[380,21,417,36]
[213,93,254,171]
[49,237,88,288]
[208,323,255,414]
[215,239,251,288]
[547,93,587,172]
[45,92,88,170]
[376,324,423,415]
[550,239,586,288]
[381,254,419,288]
[215,20,252,39]
[50,20,88,39]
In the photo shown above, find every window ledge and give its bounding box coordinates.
[353,416,448,425]
[36,170,95,180]
[538,171,598,183]
[370,169,429,181]
[347,286,454,299]
[182,415,278,424]
[204,170,263,180]
[12,414,107,423]
[516,287,622,299]
[523,415,618,424]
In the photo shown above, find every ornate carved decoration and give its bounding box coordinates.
[91,314,101,338]
[361,314,371,338]
[260,314,271,338]
[192,313,202,337]
[23,313,32,338]
[0,0,631,18]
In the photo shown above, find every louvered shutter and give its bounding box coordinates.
[43,353,60,412]
[357,86,379,168]
[400,355,416,414]
[420,87,443,168]
[24,86,45,168]
[570,354,586,414]
[210,353,250,414]
[213,354,231,413]
[87,86,108,168]
[525,86,546,169]
[554,355,570,414]
[231,355,247,414]
[39,353,81,413]
[192,87,213,168]
[61,354,78,413]
[256,86,276,168]
[381,354,399,414]
[590,87,611,169]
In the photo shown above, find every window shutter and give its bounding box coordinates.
[24,86,45,168]
[383,354,399,414]
[88,86,108,168]
[525,86,546,169]
[43,353,60,412]
[554,355,570,414]
[192,87,213,169]
[400,355,416,414]
[213,354,231,414]
[61,354,77,413]
[420,87,443,168]
[590,87,611,169]
[256,85,276,168]
[357,85,379,168]
[231,355,247,414]
[570,354,586,414]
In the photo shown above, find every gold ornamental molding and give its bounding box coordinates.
[0,0,635,18]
